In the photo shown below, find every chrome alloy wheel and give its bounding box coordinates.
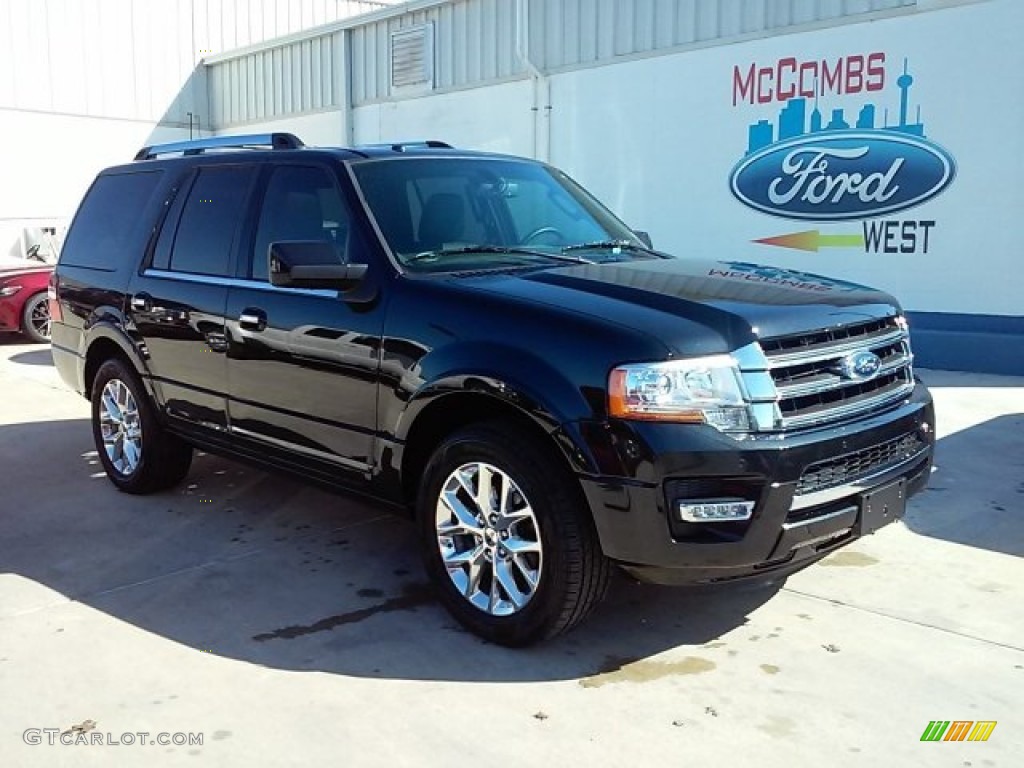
[29,299,50,339]
[435,462,544,616]
[98,379,143,476]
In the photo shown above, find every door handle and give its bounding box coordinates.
[130,293,152,312]
[239,307,267,332]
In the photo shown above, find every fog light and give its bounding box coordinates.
[677,499,755,523]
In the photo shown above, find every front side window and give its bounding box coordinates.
[167,166,255,277]
[352,157,643,272]
[251,165,350,281]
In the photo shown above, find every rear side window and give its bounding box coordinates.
[61,171,163,270]
[166,166,255,277]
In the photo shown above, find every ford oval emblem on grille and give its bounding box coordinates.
[839,350,882,381]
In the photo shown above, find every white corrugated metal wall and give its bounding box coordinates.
[207,0,918,128]
[350,0,522,103]
[210,32,348,126]
[0,0,393,254]
[209,0,524,127]
[528,0,916,71]
[0,0,391,128]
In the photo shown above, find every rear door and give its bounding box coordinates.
[127,164,256,432]
[224,162,385,484]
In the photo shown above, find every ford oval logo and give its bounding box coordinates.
[838,350,883,381]
[729,131,956,221]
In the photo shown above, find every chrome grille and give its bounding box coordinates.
[795,432,928,496]
[740,316,915,431]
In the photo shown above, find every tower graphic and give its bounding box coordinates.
[744,58,929,153]
[810,85,823,133]
[887,58,925,136]
[897,59,913,126]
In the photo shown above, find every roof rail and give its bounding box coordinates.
[392,140,453,152]
[134,133,304,161]
[357,140,454,153]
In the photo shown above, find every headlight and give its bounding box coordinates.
[0,284,23,298]
[608,356,750,431]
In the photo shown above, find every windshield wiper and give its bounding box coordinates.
[406,245,593,265]
[561,239,667,259]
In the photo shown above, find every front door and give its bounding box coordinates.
[224,162,384,484]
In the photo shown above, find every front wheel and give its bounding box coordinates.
[91,358,193,494]
[417,422,610,646]
[20,292,50,343]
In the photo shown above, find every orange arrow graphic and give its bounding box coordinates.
[754,230,865,253]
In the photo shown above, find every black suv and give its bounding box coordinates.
[51,133,934,645]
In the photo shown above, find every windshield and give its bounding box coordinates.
[351,156,649,272]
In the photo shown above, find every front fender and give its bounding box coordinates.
[397,341,597,433]
[386,341,605,476]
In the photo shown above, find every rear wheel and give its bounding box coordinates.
[417,421,611,646]
[20,292,50,343]
[91,358,193,494]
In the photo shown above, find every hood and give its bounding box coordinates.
[456,257,901,352]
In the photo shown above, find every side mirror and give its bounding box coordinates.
[269,241,367,291]
[634,230,653,249]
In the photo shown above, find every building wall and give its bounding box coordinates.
[0,0,390,258]
[210,0,918,130]
[206,0,1021,373]
[547,1,1018,317]
[542,0,1023,372]
[222,110,346,146]
[526,0,915,72]
[208,31,349,128]
[352,79,534,154]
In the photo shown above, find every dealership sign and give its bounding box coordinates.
[730,131,955,220]
[728,53,957,251]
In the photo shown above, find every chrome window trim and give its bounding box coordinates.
[141,268,339,298]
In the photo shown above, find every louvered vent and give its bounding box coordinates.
[390,24,434,90]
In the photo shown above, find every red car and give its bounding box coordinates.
[0,260,54,343]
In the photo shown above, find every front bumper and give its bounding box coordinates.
[570,382,934,584]
[0,297,22,331]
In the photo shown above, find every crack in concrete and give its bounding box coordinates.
[783,586,1024,653]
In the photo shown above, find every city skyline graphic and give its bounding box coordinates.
[746,58,926,155]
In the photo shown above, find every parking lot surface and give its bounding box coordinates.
[1,336,1021,767]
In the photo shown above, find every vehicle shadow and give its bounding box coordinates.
[904,412,1024,558]
[10,410,1019,682]
[8,348,53,366]
[2,417,781,683]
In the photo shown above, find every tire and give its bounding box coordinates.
[20,292,50,343]
[91,358,193,494]
[417,421,611,646]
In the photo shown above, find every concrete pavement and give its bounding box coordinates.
[1,335,1021,767]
